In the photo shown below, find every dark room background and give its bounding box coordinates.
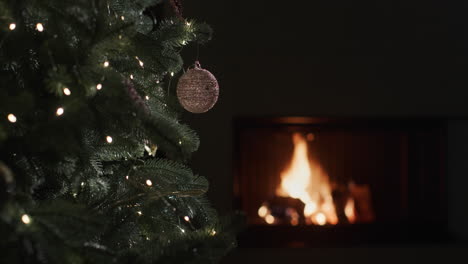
[181,0,468,262]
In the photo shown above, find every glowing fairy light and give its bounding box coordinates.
[9,23,16,30]
[96,84,102,90]
[182,40,187,45]
[145,96,149,100]
[210,229,217,236]
[63,87,71,96]
[56,107,64,116]
[36,23,44,32]
[135,56,144,68]
[183,216,190,222]
[120,16,125,21]
[103,61,110,68]
[7,114,17,123]
[130,74,134,79]
[137,211,142,216]
[125,175,129,180]
[186,21,191,26]
[146,179,153,186]
[21,214,31,224]
[106,136,113,143]
[170,72,174,77]
[178,140,182,145]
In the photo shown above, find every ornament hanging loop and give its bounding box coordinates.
[194,61,201,69]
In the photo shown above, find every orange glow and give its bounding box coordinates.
[344,197,357,224]
[276,133,339,225]
[258,205,269,218]
[265,214,275,224]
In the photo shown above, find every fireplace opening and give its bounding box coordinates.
[234,117,448,247]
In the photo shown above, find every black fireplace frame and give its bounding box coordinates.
[233,117,451,247]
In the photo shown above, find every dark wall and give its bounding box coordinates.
[180,0,468,240]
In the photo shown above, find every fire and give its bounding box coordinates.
[273,133,353,226]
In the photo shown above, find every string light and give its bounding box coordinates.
[186,22,191,26]
[146,179,153,186]
[7,114,17,123]
[210,229,217,236]
[145,96,149,100]
[125,175,129,180]
[103,61,110,68]
[36,23,44,32]
[178,140,182,145]
[9,23,16,30]
[130,74,134,79]
[120,16,125,21]
[137,211,142,216]
[135,56,144,68]
[170,72,174,77]
[118,35,122,39]
[106,136,113,143]
[96,84,102,90]
[183,216,190,222]
[63,87,71,96]
[182,40,187,45]
[21,214,31,224]
[56,107,64,116]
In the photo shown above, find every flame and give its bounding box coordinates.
[276,133,340,225]
[344,197,357,224]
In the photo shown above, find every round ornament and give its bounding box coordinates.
[176,61,219,113]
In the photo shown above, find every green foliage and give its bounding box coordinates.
[0,0,235,263]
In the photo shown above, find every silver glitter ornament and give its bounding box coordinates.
[176,61,219,113]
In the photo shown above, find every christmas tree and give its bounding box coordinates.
[0,0,235,263]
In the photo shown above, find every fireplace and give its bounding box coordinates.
[234,117,448,247]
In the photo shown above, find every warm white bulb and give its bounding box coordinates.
[146,179,153,186]
[178,140,182,145]
[121,16,125,21]
[81,182,85,186]
[7,114,17,123]
[9,23,16,30]
[56,107,64,116]
[137,211,142,216]
[211,229,217,236]
[182,40,187,45]
[106,136,113,143]
[63,87,71,96]
[125,175,129,180]
[118,35,122,39]
[130,74,134,79]
[186,22,191,26]
[96,84,102,90]
[36,23,44,32]
[145,96,149,100]
[103,61,109,67]
[138,60,144,67]
[21,214,31,224]
[170,72,174,77]
[183,216,190,222]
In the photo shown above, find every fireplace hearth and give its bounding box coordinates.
[234,117,448,247]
